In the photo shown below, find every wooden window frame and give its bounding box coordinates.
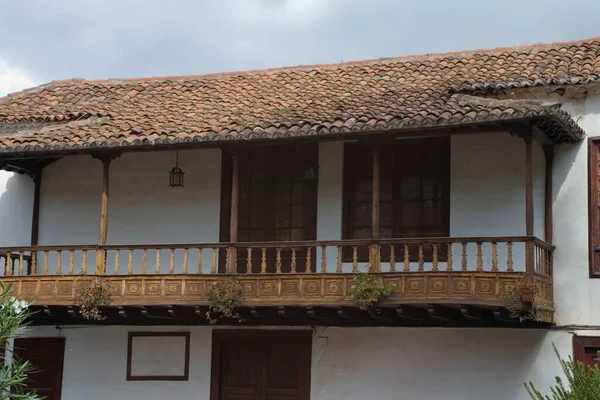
[210,329,312,400]
[573,335,600,367]
[126,332,190,381]
[589,138,600,277]
[342,138,450,260]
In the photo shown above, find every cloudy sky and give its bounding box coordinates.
[0,0,599,96]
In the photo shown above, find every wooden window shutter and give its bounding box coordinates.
[589,139,600,277]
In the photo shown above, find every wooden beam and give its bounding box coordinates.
[227,153,239,273]
[543,144,555,243]
[524,133,534,237]
[30,170,41,246]
[524,133,535,279]
[370,144,381,271]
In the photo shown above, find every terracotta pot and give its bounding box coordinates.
[519,284,538,303]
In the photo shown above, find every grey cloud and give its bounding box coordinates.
[0,0,599,84]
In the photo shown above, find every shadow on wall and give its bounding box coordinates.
[0,171,34,247]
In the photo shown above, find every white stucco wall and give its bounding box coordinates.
[551,92,600,325]
[21,325,574,400]
[0,170,33,246]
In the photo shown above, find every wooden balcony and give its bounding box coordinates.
[0,236,554,326]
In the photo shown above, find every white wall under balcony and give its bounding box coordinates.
[22,325,572,400]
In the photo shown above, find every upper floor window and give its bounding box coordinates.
[342,137,450,247]
[589,139,600,277]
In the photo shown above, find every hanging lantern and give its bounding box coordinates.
[304,164,319,181]
[169,151,185,187]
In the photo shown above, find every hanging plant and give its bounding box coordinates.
[503,277,553,322]
[74,278,112,320]
[206,277,243,324]
[348,264,394,310]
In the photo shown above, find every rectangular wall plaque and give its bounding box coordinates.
[127,332,190,381]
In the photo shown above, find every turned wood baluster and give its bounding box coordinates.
[211,248,217,274]
[68,250,74,275]
[418,245,424,271]
[141,249,147,274]
[260,248,267,274]
[336,246,342,273]
[183,248,189,274]
[432,244,439,272]
[404,244,409,272]
[461,243,467,271]
[507,242,513,272]
[31,252,37,275]
[246,248,252,274]
[447,244,453,271]
[81,250,88,275]
[321,246,327,274]
[276,248,282,274]
[128,249,134,275]
[155,249,161,274]
[197,248,203,274]
[491,242,498,272]
[43,250,49,275]
[292,248,298,273]
[169,249,175,274]
[305,247,312,273]
[390,245,396,272]
[4,252,11,276]
[114,250,120,274]
[476,242,483,271]
[56,250,62,275]
[18,252,24,276]
[352,246,358,273]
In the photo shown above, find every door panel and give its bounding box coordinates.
[212,331,312,400]
[13,338,65,400]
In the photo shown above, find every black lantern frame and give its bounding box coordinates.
[169,151,185,187]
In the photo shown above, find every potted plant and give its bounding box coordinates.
[503,277,551,323]
[74,278,111,320]
[206,277,243,324]
[348,264,394,310]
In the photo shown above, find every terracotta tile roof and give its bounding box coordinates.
[0,36,598,154]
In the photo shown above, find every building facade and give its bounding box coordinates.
[0,37,599,400]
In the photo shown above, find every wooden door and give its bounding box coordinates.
[13,338,65,400]
[220,144,318,273]
[211,330,312,400]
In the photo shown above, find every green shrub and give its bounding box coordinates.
[526,345,600,399]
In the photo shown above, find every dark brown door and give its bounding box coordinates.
[13,338,65,400]
[220,144,319,273]
[211,330,312,400]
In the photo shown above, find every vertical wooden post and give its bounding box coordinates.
[93,153,119,274]
[29,170,41,275]
[30,170,41,246]
[524,133,535,278]
[370,144,381,272]
[227,152,239,273]
[543,144,555,244]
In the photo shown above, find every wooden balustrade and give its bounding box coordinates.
[0,237,553,278]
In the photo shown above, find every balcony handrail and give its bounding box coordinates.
[0,235,549,253]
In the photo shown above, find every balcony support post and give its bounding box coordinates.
[92,153,120,275]
[370,143,381,272]
[524,132,535,280]
[543,144,555,244]
[227,152,239,273]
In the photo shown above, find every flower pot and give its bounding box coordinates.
[519,284,538,303]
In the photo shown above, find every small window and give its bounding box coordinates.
[589,139,600,277]
[573,335,600,368]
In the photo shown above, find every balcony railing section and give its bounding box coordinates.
[0,236,552,279]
